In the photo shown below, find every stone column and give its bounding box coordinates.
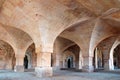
[14,55,24,72]
[103,49,114,71]
[78,52,83,69]
[35,52,52,77]
[82,56,94,72]
[104,58,114,71]
[53,53,61,70]
[104,59,110,70]
[95,48,98,69]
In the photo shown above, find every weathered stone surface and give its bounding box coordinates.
[35,67,52,77]
[82,65,94,72]
[0,0,119,77]
[14,65,24,72]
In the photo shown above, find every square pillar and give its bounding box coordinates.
[14,65,24,72]
[82,56,94,72]
[78,52,83,69]
[14,56,24,72]
[35,52,53,77]
[52,53,61,70]
[104,52,114,71]
[104,59,114,71]
[95,48,98,69]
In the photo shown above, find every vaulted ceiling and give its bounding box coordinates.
[0,0,119,54]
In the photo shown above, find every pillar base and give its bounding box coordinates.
[82,65,94,72]
[14,65,24,72]
[52,66,61,71]
[104,59,114,71]
[35,67,52,77]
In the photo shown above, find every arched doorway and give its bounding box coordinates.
[113,44,120,69]
[24,43,36,70]
[63,51,76,69]
[24,55,28,69]
[67,59,71,68]
[53,37,80,70]
[67,56,73,68]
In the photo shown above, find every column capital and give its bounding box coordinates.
[35,48,53,54]
[35,45,53,54]
[15,54,25,58]
[35,47,42,53]
[36,52,52,67]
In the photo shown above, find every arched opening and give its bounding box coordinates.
[67,58,71,68]
[63,51,75,69]
[24,43,36,71]
[52,16,90,72]
[53,36,81,71]
[24,55,28,69]
[113,44,120,69]
[94,36,118,71]
[93,48,104,70]
[67,56,73,68]
[0,40,15,70]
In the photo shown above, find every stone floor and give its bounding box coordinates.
[0,69,120,80]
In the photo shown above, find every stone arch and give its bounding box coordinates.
[0,40,15,70]
[1,25,35,56]
[90,33,117,58]
[62,44,81,69]
[0,24,35,46]
[101,8,120,17]
[0,0,92,54]
[0,24,16,54]
[54,17,91,40]
[93,36,117,70]
[93,36,115,56]
[53,36,82,70]
[24,42,35,56]
[24,43,36,70]
[52,17,91,53]
[89,18,119,57]
[53,36,81,55]
[0,24,35,72]
[62,51,76,68]
[61,43,76,53]
[113,44,120,69]
[109,39,120,70]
